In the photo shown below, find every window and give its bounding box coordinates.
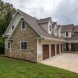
[21,21,26,30]
[49,25,52,31]
[66,43,68,49]
[74,32,78,35]
[8,42,10,49]
[12,25,14,30]
[20,41,27,50]
[66,32,68,37]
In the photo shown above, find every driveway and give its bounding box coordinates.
[41,53,78,73]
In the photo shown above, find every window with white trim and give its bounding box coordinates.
[66,32,68,37]
[21,21,26,30]
[20,41,27,50]
[49,25,52,31]
[8,42,10,49]
[12,25,14,30]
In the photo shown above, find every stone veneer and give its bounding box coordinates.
[5,49,10,57]
[5,19,40,62]
[38,54,42,62]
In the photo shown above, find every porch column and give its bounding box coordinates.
[55,44,57,55]
[59,44,61,54]
[49,42,51,58]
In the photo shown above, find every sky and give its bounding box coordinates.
[2,0,78,25]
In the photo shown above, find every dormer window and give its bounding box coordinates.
[66,32,68,37]
[49,25,52,31]
[21,21,26,30]
[12,25,14,30]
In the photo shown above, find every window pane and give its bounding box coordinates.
[21,42,27,49]
[12,25,14,30]
[22,21,25,29]
[8,42,10,49]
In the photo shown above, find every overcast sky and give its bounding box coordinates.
[2,0,78,25]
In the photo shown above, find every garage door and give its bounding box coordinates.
[57,44,59,54]
[51,44,55,56]
[43,45,49,60]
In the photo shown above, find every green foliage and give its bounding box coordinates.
[0,36,4,48]
[0,0,16,54]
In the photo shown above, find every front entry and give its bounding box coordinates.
[51,44,55,56]
[57,44,59,54]
[43,45,49,60]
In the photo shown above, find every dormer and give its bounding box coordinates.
[52,22,58,36]
[57,25,62,37]
[48,18,52,34]
[37,17,52,34]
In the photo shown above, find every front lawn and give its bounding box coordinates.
[0,55,78,78]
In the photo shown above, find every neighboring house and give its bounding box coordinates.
[3,9,77,62]
[61,24,78,52]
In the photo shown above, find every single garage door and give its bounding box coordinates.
[51,44,55,56]
[43,45,49,60]
[57,44,59,54]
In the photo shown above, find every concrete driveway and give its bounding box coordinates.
[41,53,78,73]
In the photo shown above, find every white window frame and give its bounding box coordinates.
[21,20,26,30]
[20,41,28,50]
[12,25,14,30]
[49,25,52,31]
[8,42,10,49]
[66,32,68,37]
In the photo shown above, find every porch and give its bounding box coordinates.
[64,43,78,52]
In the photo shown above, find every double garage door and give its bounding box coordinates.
[43,44,62,60]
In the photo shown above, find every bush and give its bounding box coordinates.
[0,36,4,54]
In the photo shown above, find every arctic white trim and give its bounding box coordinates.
[3,11,18,37]
[44,37,66,42]
[8,16,22,40]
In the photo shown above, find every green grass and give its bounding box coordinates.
[0,55,78,78]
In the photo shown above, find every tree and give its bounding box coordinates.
[0,0,16,54]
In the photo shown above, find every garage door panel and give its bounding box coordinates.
[51,44,55,56]
[43,45,49,60]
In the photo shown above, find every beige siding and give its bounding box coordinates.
[61,32,71,38]
[6,13,21,35]
[40,23,48,32]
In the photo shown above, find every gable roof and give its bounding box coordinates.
[37,17,51,24]
[61,24,74,32]
[5,9,65,41]
[73,25,78,31]
[65,35,78,41]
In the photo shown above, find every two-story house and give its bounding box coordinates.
[3,9,66,62]
[3,9,78,62]
[62,24,78,52]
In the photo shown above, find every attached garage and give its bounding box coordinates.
[43,45,49,60]
[57,44,59,54]
[51,44,55,56]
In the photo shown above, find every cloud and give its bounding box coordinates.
[2,0,78,25]
[52,0,78,25]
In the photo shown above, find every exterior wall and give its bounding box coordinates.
[61,31,71,38]
[40,23,48,32]
[6,12,21,35]
[6,19,40,62]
